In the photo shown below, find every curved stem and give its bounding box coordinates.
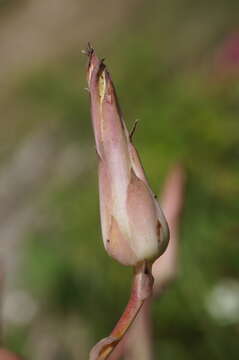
[89,261,154,360]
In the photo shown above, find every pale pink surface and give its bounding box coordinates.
[87,46,169,266]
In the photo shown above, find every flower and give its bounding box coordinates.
[86,45,169,266]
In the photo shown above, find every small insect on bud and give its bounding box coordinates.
[86,44,169,266]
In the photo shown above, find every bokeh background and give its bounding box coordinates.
[0,0,239,359]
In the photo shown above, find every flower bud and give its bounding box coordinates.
[86,45,169,266]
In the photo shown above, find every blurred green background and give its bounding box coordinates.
[0,1,239,359]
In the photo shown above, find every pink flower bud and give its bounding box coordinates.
[86,45,169,266]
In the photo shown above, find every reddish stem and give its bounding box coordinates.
[89,262,154,360]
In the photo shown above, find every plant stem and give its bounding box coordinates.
[108,165,186,360]
[89,261,154,360]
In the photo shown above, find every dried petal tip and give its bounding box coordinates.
[87,48,169,266]
[86,45,106,92]
[82,42,94,56]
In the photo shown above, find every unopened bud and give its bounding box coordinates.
[86,45,169,266]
